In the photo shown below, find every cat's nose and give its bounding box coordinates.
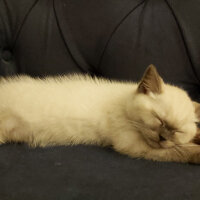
[159,135,166,141]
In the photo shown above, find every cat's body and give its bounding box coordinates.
[0,65,200,163]
[0,75,138,147]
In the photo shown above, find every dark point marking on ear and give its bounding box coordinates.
[193,101,200,121]
[193,102,200,145]
[193,133,200,145]
[137,64,163,95]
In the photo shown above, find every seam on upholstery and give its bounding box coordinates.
[0,5,8,47]
[164,0,200,83]
[2,0,16,48]
[53,0,89,73]
[97,0,145,70]
[12,0,40,49]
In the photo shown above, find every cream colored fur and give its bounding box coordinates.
[0,66,199,163]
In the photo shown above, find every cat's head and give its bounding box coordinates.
[126,65,198,149]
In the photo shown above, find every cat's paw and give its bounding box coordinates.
[189,153,200,164]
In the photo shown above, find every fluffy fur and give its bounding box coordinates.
[0,65,200,163]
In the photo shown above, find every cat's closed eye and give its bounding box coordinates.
[158,119,177,133]
[158,118,165,127]
[152,112,165,127]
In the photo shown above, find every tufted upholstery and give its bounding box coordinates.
[0,0,200,199]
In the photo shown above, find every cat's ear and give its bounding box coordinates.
[193,101,200,121]
[192,102,200,145]
[137,64,163,95]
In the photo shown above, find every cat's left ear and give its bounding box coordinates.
[192,101,200,145]
[137,64,164,95]
[193,101,200,121]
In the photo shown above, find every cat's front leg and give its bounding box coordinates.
[144,144,200,164]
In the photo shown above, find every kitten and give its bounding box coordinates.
[0,65,200,163]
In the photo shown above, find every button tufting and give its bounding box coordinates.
[2,50,12,61]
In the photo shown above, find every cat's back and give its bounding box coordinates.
[0,74,111,89]
[0,74,137,125]
[0,74,134,95]
[0,74,104,93]
[0,74,135,111]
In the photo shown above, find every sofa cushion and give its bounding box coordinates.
[1,144,200,200]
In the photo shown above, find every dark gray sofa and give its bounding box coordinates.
[0,0,200,199]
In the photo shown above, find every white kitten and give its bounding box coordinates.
[0,65,200,163]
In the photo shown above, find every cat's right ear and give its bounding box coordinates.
[193,101,200,121]
[137,64,163,95]
[192,101,200,145]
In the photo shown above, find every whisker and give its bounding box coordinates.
[177,143,198,147]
